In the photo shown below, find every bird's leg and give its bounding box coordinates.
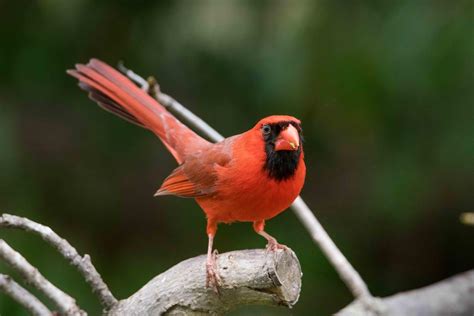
[253,220,288,251]
[206,220,221,292]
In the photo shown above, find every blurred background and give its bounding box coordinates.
[0,0,473,315]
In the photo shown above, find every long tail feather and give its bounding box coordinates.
[68,59,209,163]
[78,82,146,128]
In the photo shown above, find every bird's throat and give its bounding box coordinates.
[263,147,301,181]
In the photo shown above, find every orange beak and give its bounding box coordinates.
[274,124,300,151]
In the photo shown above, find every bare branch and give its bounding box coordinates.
[110,248,302,315]
[292,197,370,298]
[0,239,85,315]
[0,274,51,316]
[0,213,117,310]
[156,92,226,142]
[1,213,302,314]
[117,61,150,91]
[337,269,474,316]
[117,64,225,143]
[118,63,370,299]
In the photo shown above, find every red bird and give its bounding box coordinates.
[68,59,306,288]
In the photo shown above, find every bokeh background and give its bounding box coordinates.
[1,0,473,315]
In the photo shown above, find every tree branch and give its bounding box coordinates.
[337,269,474,316]
[117,63,224,142]
[2,212,472,316]
[0,239,85,315]
[292,197,370,298]
[1,213,302,314]
[0,274,51,316]
[0,213,118,310]
[109,249,302,315]
[118,63,371,299]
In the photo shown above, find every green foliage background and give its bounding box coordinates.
[0,1,473,315]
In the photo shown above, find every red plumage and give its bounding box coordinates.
[68,59,306,289]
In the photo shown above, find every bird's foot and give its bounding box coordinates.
[206,249,221,293]
[266,237,289,252]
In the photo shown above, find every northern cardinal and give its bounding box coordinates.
[68,59,306,289]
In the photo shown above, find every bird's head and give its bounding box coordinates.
[253,115,304,181]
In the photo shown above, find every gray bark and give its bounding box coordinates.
[0,240,85,315]
[0,274,51,316]
[337,269,474,316]
[109,249,302,315]
[0,213,117,310]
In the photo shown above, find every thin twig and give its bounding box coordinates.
[118,62,371,299]
[0,239,85,315]
[0,274,51,316]
[0,214,118,310]
[117,61,150,91]
[292,197,370,297]
[117,62,225,142]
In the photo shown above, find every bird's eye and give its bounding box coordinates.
[262,124,271,135]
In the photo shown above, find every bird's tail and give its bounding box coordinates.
[68,59,208,164]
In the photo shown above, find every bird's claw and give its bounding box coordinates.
[206,249,221,293]
[266,238,289,252]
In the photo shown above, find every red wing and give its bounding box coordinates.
[154,140,233,198]
[155,166,209,198]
